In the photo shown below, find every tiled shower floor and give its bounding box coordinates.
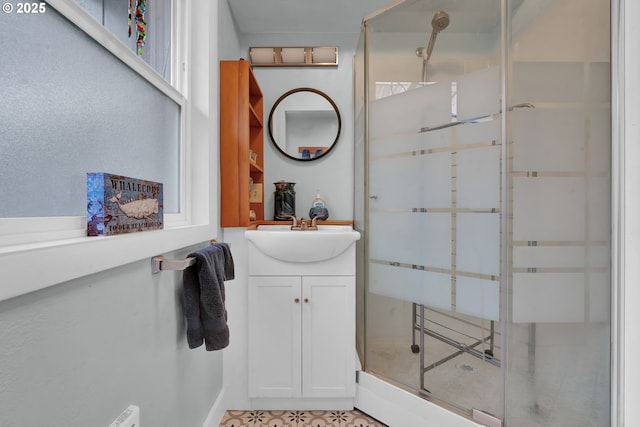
[219,409,388,427]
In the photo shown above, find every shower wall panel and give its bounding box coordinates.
[510,64,611,324]
[505,0,611,425]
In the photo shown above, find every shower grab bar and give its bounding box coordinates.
[151,240,221,274]
[417,103,535,134]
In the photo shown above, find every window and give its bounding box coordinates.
[0,0,218,300]
[74,0,174,83]
[1,0,183,236]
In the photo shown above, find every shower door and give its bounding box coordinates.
[359,0,612,426]
[362,0,505,422]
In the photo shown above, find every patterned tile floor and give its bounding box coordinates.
[219,409,388,427]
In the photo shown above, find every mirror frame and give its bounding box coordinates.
[267,87,342,162]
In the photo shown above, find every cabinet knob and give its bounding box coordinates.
[304,298,309,303]
[294,298,300,303]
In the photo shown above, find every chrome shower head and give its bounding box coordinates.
[431,11,450,33]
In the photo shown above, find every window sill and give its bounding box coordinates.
[0,223,216,302]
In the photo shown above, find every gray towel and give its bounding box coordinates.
[182,243,235,351]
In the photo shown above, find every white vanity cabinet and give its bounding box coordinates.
[245,225,359,408]
[248,275,355,399]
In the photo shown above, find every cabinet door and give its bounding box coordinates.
[302,276,356,398]
[248,276,302,398]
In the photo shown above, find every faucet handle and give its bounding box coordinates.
[283,214,298,227]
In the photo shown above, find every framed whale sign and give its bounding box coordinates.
[87,172,163,236]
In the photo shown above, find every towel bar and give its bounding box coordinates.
[151,240,221,274]
[151,256,196,274]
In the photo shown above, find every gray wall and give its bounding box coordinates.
[0,245,223,427]
[218,0,243,61]
[237,33,359,222]
[0,2,227,427]
[218,30,362,409]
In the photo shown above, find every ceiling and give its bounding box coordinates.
[226,0,395,34]
[226,0,528,36]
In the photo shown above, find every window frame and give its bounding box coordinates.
[0,0,218,301]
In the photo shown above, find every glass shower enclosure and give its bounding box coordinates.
[354,1,611,426]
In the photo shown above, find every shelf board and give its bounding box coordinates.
[250,105,263,128]
[249,160,263,173]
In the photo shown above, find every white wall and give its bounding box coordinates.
[618,0,640,423]
[216,0,250,412]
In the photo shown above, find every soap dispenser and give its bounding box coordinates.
[309,190,329,220]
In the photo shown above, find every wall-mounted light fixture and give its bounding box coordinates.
[249,46,339,67]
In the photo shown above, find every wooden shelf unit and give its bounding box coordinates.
[220,59,265,227]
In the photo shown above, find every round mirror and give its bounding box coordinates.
[268,88,341,161]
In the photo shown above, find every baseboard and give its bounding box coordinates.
[208,374,483,426]
[355,372,481,427]
[202,387,228,427]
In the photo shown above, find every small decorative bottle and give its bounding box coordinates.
[309,190,329,221]
[274,180,296,220]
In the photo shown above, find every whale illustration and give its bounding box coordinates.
[109,192,159,219]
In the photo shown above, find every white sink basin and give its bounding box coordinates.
[245,225,360,263]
